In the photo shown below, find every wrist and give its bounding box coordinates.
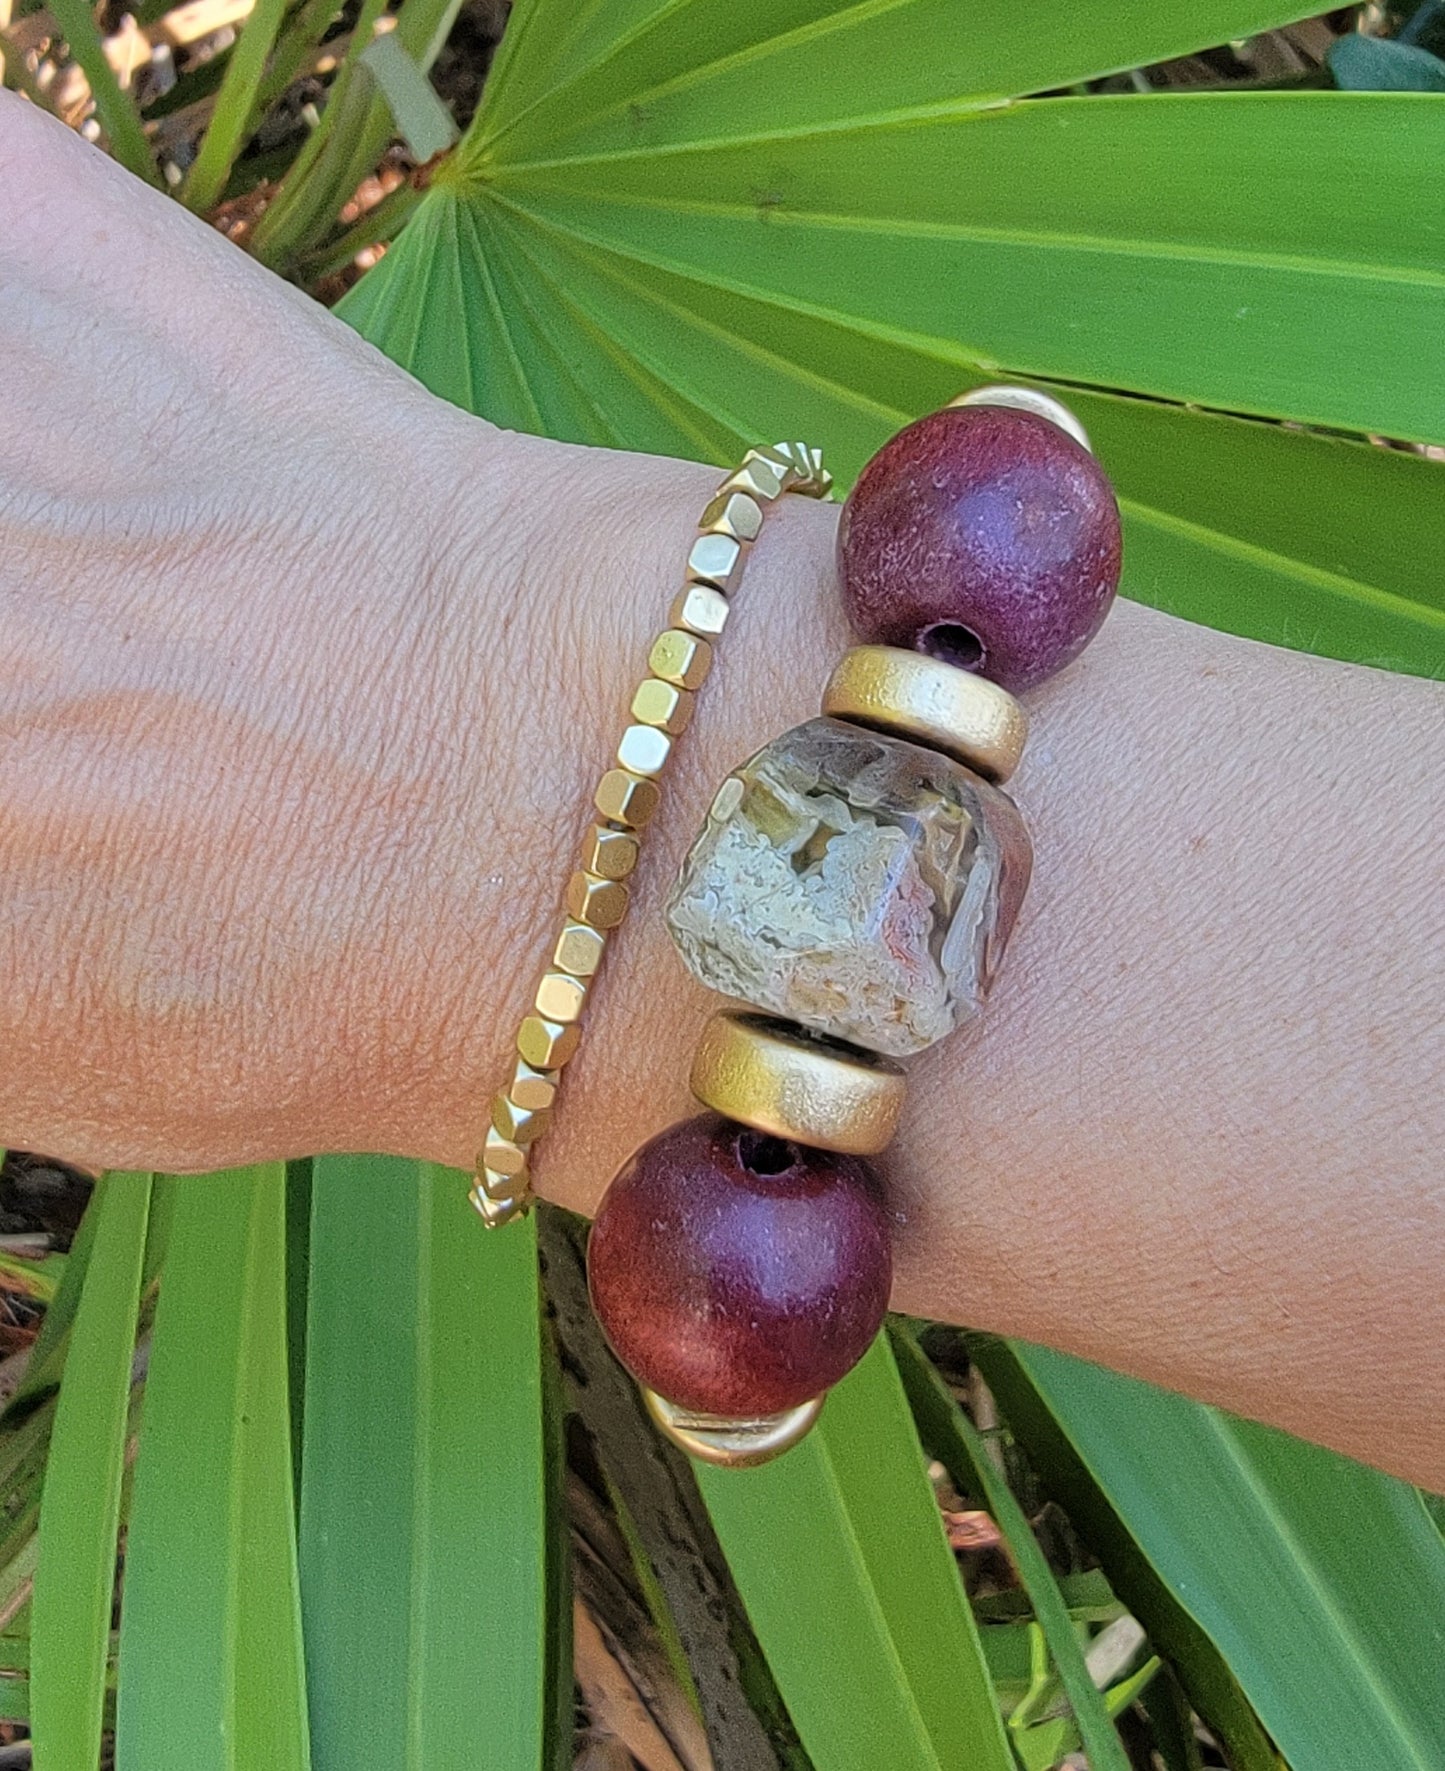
[356,428,851,1181]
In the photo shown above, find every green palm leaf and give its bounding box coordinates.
[479,0,1327,147]
[696,1336,1014,1771]
[977,1338,1445,1770]
[115,1167,309,1771]
[31,1174,151,1771]
[473,91,1445,444]
[891,1326,1134,1771]
[297,1157,564,1771]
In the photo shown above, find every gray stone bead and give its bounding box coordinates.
[665,717,1032,1058]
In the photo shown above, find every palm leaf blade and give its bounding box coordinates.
[115,1168,309,1771]
[31,1174,152,1771]
[298,1157,560,1770]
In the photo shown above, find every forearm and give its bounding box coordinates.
[409,433,1445,1484]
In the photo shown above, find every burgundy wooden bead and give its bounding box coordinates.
[588,1112,893,1417]
[837,404,1123,693]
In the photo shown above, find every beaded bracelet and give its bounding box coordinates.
[585,386,1123,1468]
[472,442,834,1227]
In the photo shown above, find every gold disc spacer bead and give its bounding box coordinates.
[689,1011,906,1157]
[948,384,1093,455]
[643,1388,824,1468]
[821,645,1028,783]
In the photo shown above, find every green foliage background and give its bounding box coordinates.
[5,2,1445,1769]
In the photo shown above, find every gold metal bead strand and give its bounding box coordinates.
[690,1011,907,1156]
[472,441,829,1226]
[822,645,1029,784]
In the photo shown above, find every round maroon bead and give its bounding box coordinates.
[836,404,1123,693]
[588,1112,893,1417]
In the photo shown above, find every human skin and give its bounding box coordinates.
[3,93,1443,1486]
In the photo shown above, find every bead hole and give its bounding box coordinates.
[736,1129,799,1178]
[918,621,985,673]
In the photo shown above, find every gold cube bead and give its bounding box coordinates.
[470,1182,529,1228]
[473,1157,525,1202]
[668,584,730,639]
[821,645,1028,784]
[517,1014,582,1070]
[617,723,673,779]
[689,1011,907,1156]
[510,1057,559,1111]
[650,627,713,689]
[699,490,764,542]
[566,869,629,929]
[483,1124,529,1179]
[719,457,787,502]
[553,920,606,979]
[492,1091,551,1146]
[584,825,640,881]
[759,442,831,498]
[595,767,661,829]
[535,970,587,1024]
[631,677,695,735]
[686,533,744,593]
[744,445,800,489]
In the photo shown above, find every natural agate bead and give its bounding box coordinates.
[666,717,1032,1059]
[588,1112,892,1417]
[836,404,1122,693]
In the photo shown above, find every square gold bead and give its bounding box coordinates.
[483,1124,529,1179]
[566,869,629,929]
[510,1057,559,1111]
[632,677,694,735]
[617,722,673,778]
[518,1015,582,1069]
[553,920,606,978]
[668,585,729,639]
[470,1180,528,1227]
[595,768,661,829]
[649,628,713,689]
[700,490,763,542]
[492,1091,551,1146]
[747,443,811,488]
[535,970,587,1023]
[473,1157,523,1202]
[585,825,639,881]
[720,457,787,501]
[686,533,744,592]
